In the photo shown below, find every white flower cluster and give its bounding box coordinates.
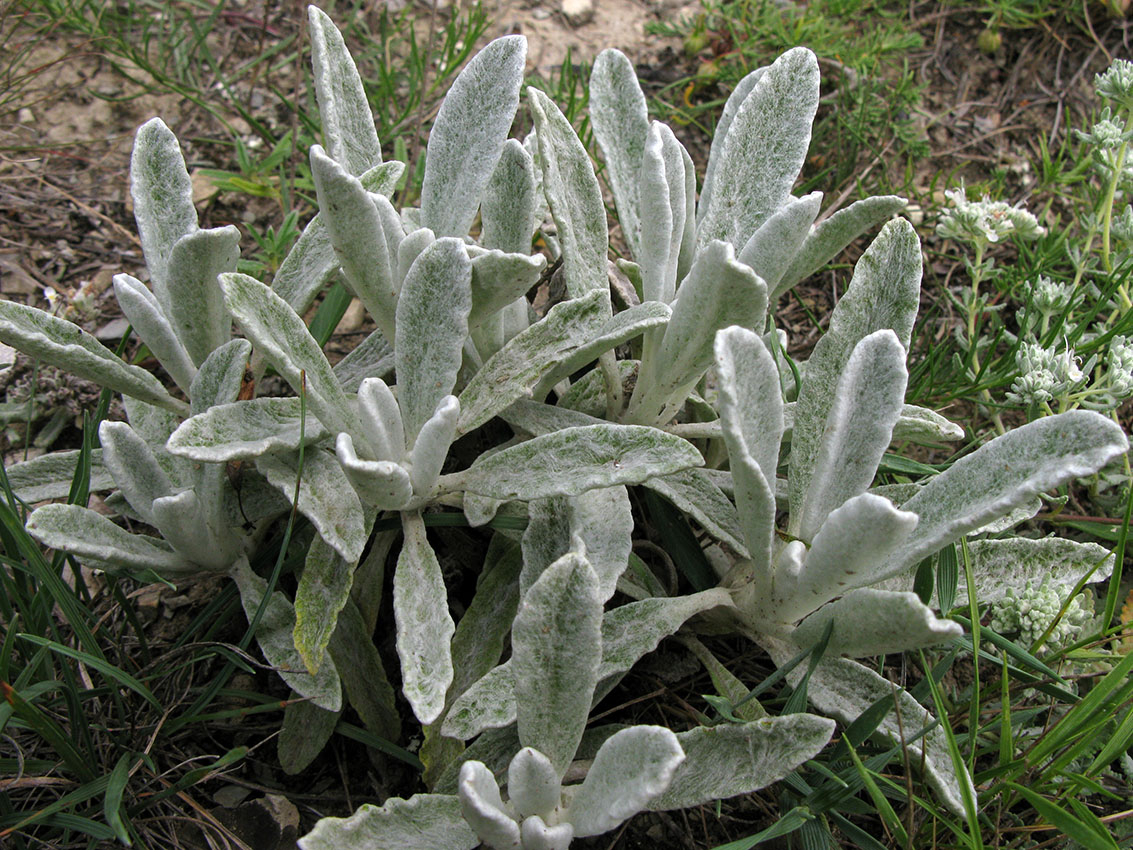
[936,184,1046,247]
[1007,342,1085,406]
[1096,58,1133,111]
[988,580,1090,652]
[1107,336,1133,398]
[1076,108,1129,151]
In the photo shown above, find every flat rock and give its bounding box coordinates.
[561,0,595,26]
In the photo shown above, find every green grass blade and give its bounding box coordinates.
[103,752,133,846]
[17,635,160,710]
[1006,782,1118,850]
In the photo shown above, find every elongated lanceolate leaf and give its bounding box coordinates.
[328,598,401,743]
[792,589,961,657]
[356,377,406,462]
[770,492,918,626]
[333,329,394,393]
[696,48,819,250]
[421,36,527,238]
[881,411,1129,580]
[279,696,340,775]
[459,761,521,848]
[637,124,674,304]
[567,726,684,837]
[0,300,186,413]
[6,450,114,503]
[958,538,1114,607]
[590,49,649,259]
[130,117,197,302]
[797,330,908,542]
[308,5,382,176]
[219,272,360,437]
[335,435,414,509]
[151,488,239,571]
[310,145,398,342]
[528,87,610,302]
[395,238,472,443]
[468,249,545,328]
[457,291,610,433]
[480,139,537,254]
[26,503,196,575]
[233,558,342,711]
[394,512,456,725]
[739,192,822,297]
[169,398,330,462]
[508,747,561,821]
[513,552,602,778]
[776,195,907,294]
[273,162,404,314]
[441,662,516,739]
[697,67,765,227]
[112,274,196,393]
[522,486,632,603]
[190,338,252,416]
[396,228,436,285]
[165,226,240,365]
[643,469,749,557]
[299,795,477,850]
[895,404,964,444]
[789,219,921,527]
[410,395,460,498]
[715,326,783,494]
[648,714,835,811]
[627,240,767,425]
[99,420,172,526]
[460,424,703,501]
[450,539,523,700]
[294,535,354,676]
[256,449,366,564]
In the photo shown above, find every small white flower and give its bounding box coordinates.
[1096,58,1133,108]
[936,183,1046,247]
[43,286,60,312]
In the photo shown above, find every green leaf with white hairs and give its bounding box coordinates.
[256,448,366,564]
[468,250,545,329]
[513,552,602,778]
[957,537,1114,607]
[168,398,330,462]
[279,696,340,775]
[99,420,172,526]
[298,794,477,850]
[637,123,674,304]
[26,503,196,575]
[502,399,603,436]
[130,117,197,303]
[232,557,342,712]
[421,35,527,238]
[648,714,835,811]
[441,661,516,739]
[0,300,186,414]
[6,450,114,503]
[739,192,822,297]
[164,226,240,365]
[771,493,918,625]
[273,162,404,314]
[629,241,767,425]
[797,330,908,542]
[696,48,819,249]
[310,145,399,342]
[410,395,460,498]
[789,219,921,526]
[776,195,908,295]
[219,272,360,437]
[480,139,537,254]
[329,597,401,743]
[294,534,354,676]
[333,329,394,393]
[151,488,240,571]
[460,424,703,501]
[395,238,472,442]
[335,435,414,509]
[528,87,610,302]
[457,291,609,434]
[590,49,649,259]
[308,5,382,176]
[508,747,561,821]
[881,411,1129,580]
[715,326,783,493]
[458,761,520,848]
[643,469,749,557]
[394,511,456,725]
[112,274,196,393]
[729,447,777,587]
[792,589,962,657]
[396,227,436,285]
[356,377,405,462]
[567,726,685,837]
[894,404,965,444]
[773,647,972,815]
[190,338,251,416]
[697,67,765,227]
